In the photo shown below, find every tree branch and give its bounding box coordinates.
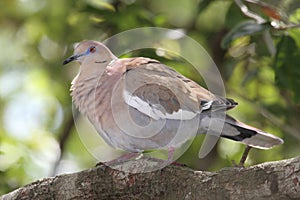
[1,156,300,200]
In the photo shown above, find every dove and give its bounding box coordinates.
[63,40,283,165]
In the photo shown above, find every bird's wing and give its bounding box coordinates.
[177,75,238,111]
[118,57,236,120]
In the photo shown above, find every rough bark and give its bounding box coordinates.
[1,156,300,200]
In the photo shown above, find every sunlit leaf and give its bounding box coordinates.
[86,0,115,11]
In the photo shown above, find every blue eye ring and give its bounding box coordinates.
[89,46,96,53]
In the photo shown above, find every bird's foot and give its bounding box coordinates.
[232,146,252,167]
[104,152,142,166]
[97,147,179,172]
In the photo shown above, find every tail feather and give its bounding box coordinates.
[221,115,284,149]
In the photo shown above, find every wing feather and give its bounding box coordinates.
[117,57,236,120]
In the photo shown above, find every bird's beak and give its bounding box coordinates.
[63,54,83,65]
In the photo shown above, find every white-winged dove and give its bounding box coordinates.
[63,40,283,164]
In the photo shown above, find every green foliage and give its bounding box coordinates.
[0,0,300,195]
[221,21,270,48]
[274,36,300,102]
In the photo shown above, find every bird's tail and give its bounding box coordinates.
[220,115,284,149]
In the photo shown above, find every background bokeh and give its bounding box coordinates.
[1,0,300,195]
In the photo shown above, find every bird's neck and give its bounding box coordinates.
[70,71,97,115]
[70,60,124,118]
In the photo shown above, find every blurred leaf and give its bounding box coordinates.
[289,9,300,48]
[245,0,282,20]
[197,0,214,13]
[221,20,269,49]
[274,35,300,102]
[86,0,115,11]
[241,68,259,86]
[225,2,247,28]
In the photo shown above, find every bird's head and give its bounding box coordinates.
[63,40,116,66]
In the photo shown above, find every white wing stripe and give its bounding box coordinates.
[123,90,198,120]
[201,100,213,110]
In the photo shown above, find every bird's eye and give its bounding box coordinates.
[89,46,96,53]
